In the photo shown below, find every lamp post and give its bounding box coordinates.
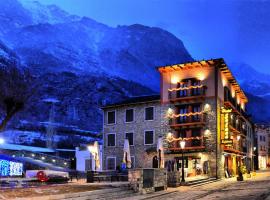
[180,140,186,183]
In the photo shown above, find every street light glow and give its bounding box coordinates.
[0,138,5,144]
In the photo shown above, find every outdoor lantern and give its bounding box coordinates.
[203,104,211,112]
[167,132,173,140]
[237,135,241,141]
[180,140,186,149]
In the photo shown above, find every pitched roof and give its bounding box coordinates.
[102,94,160,108]
[157,58,248,103]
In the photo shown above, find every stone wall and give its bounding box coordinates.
[103,101,170,170]
[128,168,167,194]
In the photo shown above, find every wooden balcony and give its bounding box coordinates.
[224,142,245,155]
[169,114,206,129]
[168,86,207,103]
[165,139,205,153]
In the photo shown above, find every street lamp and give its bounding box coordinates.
[0,138,5,144]
[180,140,186,183]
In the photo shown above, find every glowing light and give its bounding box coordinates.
[41,157,45,160]
[167,132,173,140]
[168,84,203,92]
[166,108,174,118]
[241,102,245,110]
[64,162,67,165]
[222,78,227,87]
[237,135,241,141]
[171,76,179,84]
[31,154,35,157]
[0,159,23,176]
[52,159,56,163]
[203,104,211,112]
[180,140,186,149]
[237,96,240,104]
[168,111,203,118]
[204,129,211,136]
[88,145,96,154]
[197,73,205,81]
[0,138,5,144]
[231,89,235,98]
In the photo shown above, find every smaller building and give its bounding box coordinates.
[75,144,103,172]
[255,124,270,169]
[102,95,164,170]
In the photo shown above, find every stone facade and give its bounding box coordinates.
[102,59,255,181]
[102,99,170,170]
[128,168,167,194]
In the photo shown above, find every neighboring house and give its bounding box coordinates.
[255,125,270,169]
[75,145,103,172]
[102,95,169,170]
[102,58,254,178]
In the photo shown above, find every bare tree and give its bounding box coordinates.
[0,60,34,131]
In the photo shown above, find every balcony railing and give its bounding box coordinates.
[167,138,205,151]
[169,114,206,127]
[229,119,247,136]
[224,141,244,153]
[168,86,207,101]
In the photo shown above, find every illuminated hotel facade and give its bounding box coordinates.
[159,58,254,178]
[102,58,254,179]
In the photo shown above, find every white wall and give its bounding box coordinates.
[75,145,103,172]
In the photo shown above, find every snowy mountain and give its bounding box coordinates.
[230,63,270,96]
[0,0,269,149]
[229,63,270,122]
[0,0,193,148]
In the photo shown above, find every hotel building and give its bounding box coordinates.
[102,58,254,178]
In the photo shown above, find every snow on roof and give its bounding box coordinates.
[0,143,55,153]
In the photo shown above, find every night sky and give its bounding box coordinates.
[23,0,270,75]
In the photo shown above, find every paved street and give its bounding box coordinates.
[125,170,270,200]
[2,171,270,200]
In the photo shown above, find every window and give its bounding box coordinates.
[145,107,154,120]
[191,80,202,96]
[106,157,116,170]
[178,105,188,123]
[144,130,154,145]
[125,109,134,122]
[191,129,201,146]
[192,104,201,121]
[131,156,135,168]
[107,133,116,147]
[125,132,134,146]
[107,111,116,124]
[177,81,188,97]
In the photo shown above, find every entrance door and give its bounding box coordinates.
[152,156,158,168]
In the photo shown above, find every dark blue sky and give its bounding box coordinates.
[29,0,270,74]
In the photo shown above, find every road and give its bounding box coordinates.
[125,170,270,200]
